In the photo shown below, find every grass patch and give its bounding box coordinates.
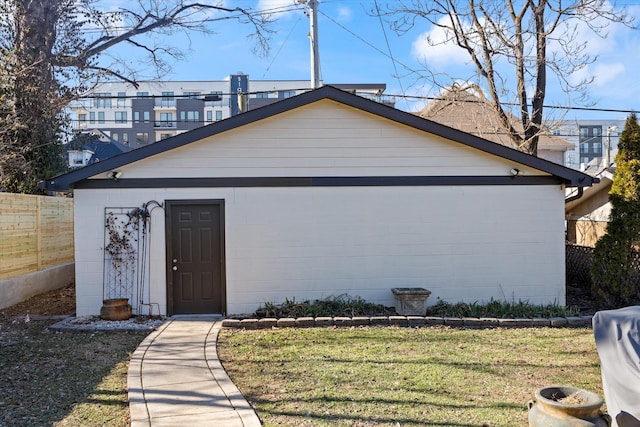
[218,326,602,426]
[0,319,147,427]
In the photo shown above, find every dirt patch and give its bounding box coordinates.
[0,283,75,318]
[551,391,589,405]
[559,393,588,404]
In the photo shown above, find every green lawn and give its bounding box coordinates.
[218,326,603,427]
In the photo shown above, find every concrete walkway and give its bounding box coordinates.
[128,317,261,427]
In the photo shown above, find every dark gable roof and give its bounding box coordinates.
[40,85,597,191]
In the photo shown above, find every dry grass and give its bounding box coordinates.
[0,318,147,427]
[0,285,147,427]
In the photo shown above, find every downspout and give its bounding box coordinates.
[564,186,584,204]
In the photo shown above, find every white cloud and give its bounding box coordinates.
[592,63,625,87]
[256,0,301,18]
[337,7,352,22]
[411,17,469,67]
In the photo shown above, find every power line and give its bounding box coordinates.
[317,9,418,76]
[72,89,638,115]
[373,0,409,111]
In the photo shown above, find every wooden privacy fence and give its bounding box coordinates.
[0,192,74,280]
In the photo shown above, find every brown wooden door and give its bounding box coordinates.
[167,201,225,315]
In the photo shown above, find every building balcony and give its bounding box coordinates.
[154,121,177,128]
[154,100,176,110]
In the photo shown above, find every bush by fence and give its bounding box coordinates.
[566,244,595,288]
[567,243,640,300]
[0,192,74,280]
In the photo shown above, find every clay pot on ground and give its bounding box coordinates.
[528,385,611,427]
[100,298,132,321]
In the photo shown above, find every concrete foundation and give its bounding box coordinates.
[0,263,74,310]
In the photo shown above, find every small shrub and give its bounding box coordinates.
[254,295,394,318]
[425,298,579,319]
[254,295,578,319]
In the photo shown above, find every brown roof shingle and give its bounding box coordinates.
[417,87,572,152]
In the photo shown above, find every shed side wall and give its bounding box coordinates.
[73,185,565,316]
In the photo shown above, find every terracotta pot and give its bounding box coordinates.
[528,386,611,427]
[100,298,132,321]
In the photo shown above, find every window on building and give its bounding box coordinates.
[581,157,590,165]
[122,133,129,144]
[180,110,200,122]
[593,127,602,137]
[115,111,127,123]
[279,91,295,98]
[78,113,87,122]
[98,111,105,123]
[93,93,112,108]
[183,91,201,98]
[136,133,149,144]
[580,127,589,138]
[206,111,213,122]
[255,92,269,98]
[593,142,602,153]
[161,91,174,101]
[112,133,118,141]
[161,133,172,140]
[143,111,150,122]
[117,92,126,107]
[89,112,95,123]
[160,112,173,126]
[70,152,85,166]
[134,111,140,123]
[215,110,222,121]
[580,143,588,153]
[136,91,149,98]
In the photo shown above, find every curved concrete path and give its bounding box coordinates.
[128,317,261,427]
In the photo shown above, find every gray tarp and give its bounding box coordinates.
[593,306,640,427]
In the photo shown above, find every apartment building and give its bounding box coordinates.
[553,120,625,171]
[69,73,392,148]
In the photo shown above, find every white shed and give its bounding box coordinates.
[41,86,597,316]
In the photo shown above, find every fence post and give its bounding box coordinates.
[36,196,42,271]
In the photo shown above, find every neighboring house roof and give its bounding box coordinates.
[417,87,573,153]
[40,85,596,192]
[566,167,614,218]
[581,150,617,176]
[68,129,131,164]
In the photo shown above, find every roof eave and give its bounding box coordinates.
[39,85,597,191]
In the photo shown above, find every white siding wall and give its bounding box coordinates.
[74,100,564,316]
[94,101,547,180]
[74,184,566,316]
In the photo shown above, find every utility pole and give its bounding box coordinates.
[300,0,320,89]
[606,126,618,168]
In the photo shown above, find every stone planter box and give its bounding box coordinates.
[392,287,431,316]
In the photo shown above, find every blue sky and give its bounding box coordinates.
[106,0,640,121]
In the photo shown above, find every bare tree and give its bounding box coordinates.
[0,0,272,193]
[379,0,633,156]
